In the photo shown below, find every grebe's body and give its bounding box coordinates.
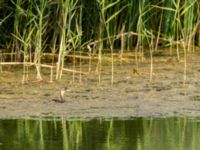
[52,87,69,103]
[60,87,68,102]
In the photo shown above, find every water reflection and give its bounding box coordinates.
[0,117,200,150]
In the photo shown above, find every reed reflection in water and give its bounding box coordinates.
[0,117,200,150]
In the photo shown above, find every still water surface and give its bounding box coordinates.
[0,117,200,150]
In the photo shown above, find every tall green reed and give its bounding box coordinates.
[55,0,79,80]
[33,0,49,80]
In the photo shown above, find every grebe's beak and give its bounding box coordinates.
[61,87,70,93]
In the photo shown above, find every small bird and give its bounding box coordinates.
[52,87,70,103]
[60,87,69,102]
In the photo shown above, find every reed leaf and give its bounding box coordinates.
[105,4,128,24]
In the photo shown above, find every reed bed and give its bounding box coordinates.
[0,0,200,83]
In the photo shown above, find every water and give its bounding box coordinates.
[0,117,200,150]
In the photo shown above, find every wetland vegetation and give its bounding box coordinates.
[0,0,200,118]
[1,0,200,149]
[0,0,199,83]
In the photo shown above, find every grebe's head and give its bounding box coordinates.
[61,87,68,91]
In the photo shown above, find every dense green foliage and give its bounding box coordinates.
[0,0,199,52]
[0,0,199,82]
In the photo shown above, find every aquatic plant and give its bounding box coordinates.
[0,0,199,83]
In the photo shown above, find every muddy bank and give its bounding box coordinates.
[1,53,200,119]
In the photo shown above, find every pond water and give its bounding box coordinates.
[0,117,200,150]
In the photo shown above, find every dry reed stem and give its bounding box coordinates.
[15,52,99,60]
[0,62,89,75]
